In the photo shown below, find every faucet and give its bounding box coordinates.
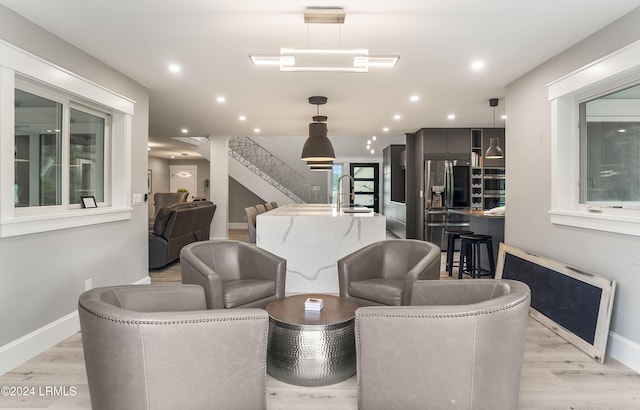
[336,175,355,211]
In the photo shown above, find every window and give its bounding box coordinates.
[14,89,63,207]
[330,163,343,202]
[579,84,640,206]
[0,41,134,238]
[69,107,108,205]
[548,39,640,236]
[13,83,111,213]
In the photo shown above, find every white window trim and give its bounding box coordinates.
[0,40,135,238]
[548,38,640,236]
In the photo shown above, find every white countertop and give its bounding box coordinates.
[262,203,380,217]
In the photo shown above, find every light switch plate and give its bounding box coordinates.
[133,193,143,205]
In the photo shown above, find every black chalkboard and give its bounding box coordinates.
[502,253,601,344]
[496,244,615,363]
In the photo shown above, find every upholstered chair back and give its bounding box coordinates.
[153,191,188,217]
[188,239,243,280]
[191,201,216,241]
[338,239,442,306]
[355,279,531,410]
[380,240,440,280]
[181,240,286,309]
[79,285,268,410]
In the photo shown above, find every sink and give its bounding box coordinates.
[342,207,373,214]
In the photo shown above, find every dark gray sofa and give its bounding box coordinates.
[148,201,216,269]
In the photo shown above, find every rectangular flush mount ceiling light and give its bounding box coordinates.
[280,48,368,72]
[249,49,399,73]
[249,55,295,66]
[354,56,400,68]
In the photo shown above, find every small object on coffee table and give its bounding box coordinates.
[304,297,323,311]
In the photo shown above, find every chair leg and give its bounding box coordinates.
[475,243,481,279]
[486,239,495,278]
[457,239,466,279]
[446,234,456,277]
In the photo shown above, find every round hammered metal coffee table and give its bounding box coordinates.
[266,294,358,386]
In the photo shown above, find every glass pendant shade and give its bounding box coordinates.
[485,137,504,159]
[301,122,335,161]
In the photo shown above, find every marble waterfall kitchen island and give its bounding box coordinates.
[257,204,386,294]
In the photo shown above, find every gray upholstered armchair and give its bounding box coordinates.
[181,239,286,309]
[78,284,268,410]
[153,191,188,217]
[355,279,531,410]
[338,239,441,306]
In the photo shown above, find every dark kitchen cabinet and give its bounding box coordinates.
[420,128,471,155]
[405,127,505,240]
[383,144,407,238]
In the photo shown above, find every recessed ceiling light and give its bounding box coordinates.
[147,147,151,151]
[618,129,627,133]
[393,114,401,120]
[367,145,371,150]
[254,128,260,133]
[239,115,247,121]
[170,155,175,159]
[448,114,456,120]
[501,115,507,120]
[216,96,226,103]
[168,64,181,73]
[181,128,188,134]
[471,61,485,70]
[367,139,371,145]
[383,127,389,132]
[372,136,377,141]
[410,95,419,102]
[370,149,375,154]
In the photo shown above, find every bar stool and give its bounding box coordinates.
[444,229,474,277]
[458,234,495,279]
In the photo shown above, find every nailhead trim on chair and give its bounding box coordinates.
[79,305,268,325]
[355,297,529,320]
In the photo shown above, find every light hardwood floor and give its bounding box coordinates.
[2,230,639,409]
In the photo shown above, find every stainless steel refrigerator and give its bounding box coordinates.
[424,155,471,251]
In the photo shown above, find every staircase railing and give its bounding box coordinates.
[228,136,331,204]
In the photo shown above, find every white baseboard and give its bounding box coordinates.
[0,311,79,376]
[134,276,151,285]
[0,275,151,376]
[607,331,640,373]
[228,222,248,230]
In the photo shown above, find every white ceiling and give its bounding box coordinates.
[2,1,639,159]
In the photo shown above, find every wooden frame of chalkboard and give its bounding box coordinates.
[495,243,616,363]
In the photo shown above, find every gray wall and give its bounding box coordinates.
[169,158,211,201]
[148,156,170,216]
[505,8,640,360]
[229,177,266,224]
[0,5,149,347]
